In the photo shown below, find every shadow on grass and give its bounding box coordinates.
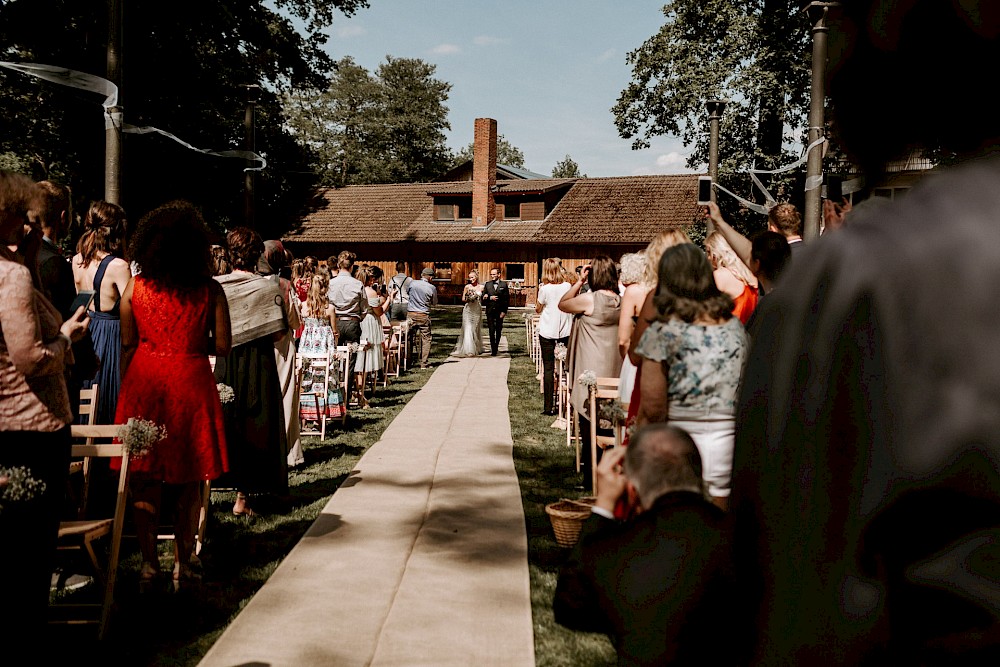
[43,308,468,666]
[504,311,616,667]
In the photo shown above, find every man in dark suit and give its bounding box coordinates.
[481,267,509,356]
[30,181,98,418]
[554,425,735,666]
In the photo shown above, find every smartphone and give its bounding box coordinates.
[697,176,713,205]
[69,290,95,315]
[826,175,843,202]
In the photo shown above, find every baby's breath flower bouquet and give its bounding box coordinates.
[117,418,167,458]
[0,466,46,515]
[216,383,235,404]
[599,398,628,424]
[554,342,567,361]
[577,369,597,388]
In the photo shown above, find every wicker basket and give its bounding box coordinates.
[545,497,596,547]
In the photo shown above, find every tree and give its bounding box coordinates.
[613,0,811,176]
[0,0,368,239]
[551,155,584,178]
[286,56,452,185]
[453,134,526,169]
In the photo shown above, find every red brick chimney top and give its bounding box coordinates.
[472,118,497,228]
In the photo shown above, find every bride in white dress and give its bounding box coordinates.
[452,270,485,357]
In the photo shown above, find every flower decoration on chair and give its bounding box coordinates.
[348,342,362,353]
[577,369,597,388]
[117,418,167,458]
[216,383,235,404]
[599,398,627,425]
[554,342,567,361]
[0,466,46,515]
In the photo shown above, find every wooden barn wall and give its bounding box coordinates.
[283,241,648,288]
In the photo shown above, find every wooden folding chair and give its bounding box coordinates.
[298,350,334,439]
[52,425,130,639]
[78,383,99,426]
[399,320,410,371]
[383,324,401,386]
[587,378,621,493]
[69,384,100,515]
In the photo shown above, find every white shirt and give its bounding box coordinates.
[536,281,573,339]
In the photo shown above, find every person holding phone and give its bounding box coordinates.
[0,170,90,642]
[560,256,623,485]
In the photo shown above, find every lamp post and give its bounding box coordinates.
[243,84,261,230]
[104,0,123,204]
[803,2,837,241]
[705,100,726,235]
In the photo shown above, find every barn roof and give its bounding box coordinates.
[283,174,701,245]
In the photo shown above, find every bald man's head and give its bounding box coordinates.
[624,424,704,508]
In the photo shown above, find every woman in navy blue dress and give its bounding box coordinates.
[72,201,131,425]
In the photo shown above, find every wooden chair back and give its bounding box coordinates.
[298,351,333,439]
[587,378,621,493]
[52,425,130,639]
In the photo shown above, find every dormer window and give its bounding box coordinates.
[498,199,521,220]
[435,204,455,220]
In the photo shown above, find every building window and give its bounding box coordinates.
[433,262,452,281]
[457,199,473,220]
[505,264,525,281]
[435,204,455,221]
[499,201,520,220]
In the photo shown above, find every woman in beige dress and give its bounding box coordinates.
[559,255,622,484]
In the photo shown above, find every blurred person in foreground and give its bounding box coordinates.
[115,201,231,591]
[731,1,1000,663]
[0,171,89,644]
[554,424,734,666]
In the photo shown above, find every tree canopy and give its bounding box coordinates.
[613,0,811,176]
[551,155,584,178]
[453,134,526,169]
[0,0,367,239]
[286,55,452,186]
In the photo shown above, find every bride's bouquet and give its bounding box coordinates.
[464,287,481,303]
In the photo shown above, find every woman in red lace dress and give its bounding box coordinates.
[115,201,231,590]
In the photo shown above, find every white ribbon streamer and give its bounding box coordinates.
[712,182,770,215]
[0,61,118,107]
[120,124,266,171]
[1,61,265,172]
[714,136,830,213]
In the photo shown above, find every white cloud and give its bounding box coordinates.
[596,48,616,63]
[630,151,698,175]
[430,43,462,55]
[473,35,506,47]
[336,25,366,38]
[655,152,686,168]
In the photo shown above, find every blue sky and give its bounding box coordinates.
[321,1,698,177]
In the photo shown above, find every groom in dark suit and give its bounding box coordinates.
[482,267,509,356]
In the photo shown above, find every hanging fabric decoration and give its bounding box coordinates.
[0,61,265,172]
[711,135,829,214]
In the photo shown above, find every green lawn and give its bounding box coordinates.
[51,307,613,665]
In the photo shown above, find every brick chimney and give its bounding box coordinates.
[472,117,497,228]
